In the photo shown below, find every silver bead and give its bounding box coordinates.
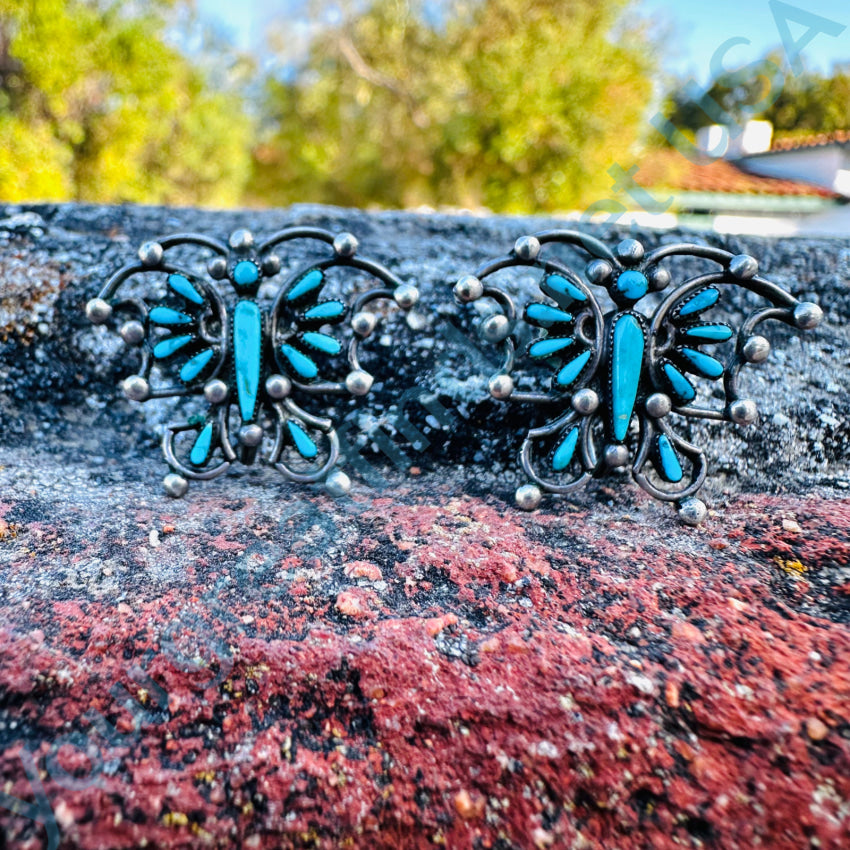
[351,311,378,337]
[138,241,163,267]
[729,398,758,426]
[85,298,112,325]
[647,265,671,291]
[488,373,514,399]
[677,497,707,526]
[239,424,264,447]
[325,469,352,497]
[604,443,629,468]
[163,473,189,498]
[480,314,510,343]
[119,320,145,346]
[265,374,292,400]
[586,259,613,284]
[514,235,541,261]
[345,370,373,396]
[203,379,229,404]
[393,284,419,309]
[333,232,359,258]
[261,254,281,276]
[616,238,644,264]
[742,335,771,363]
[453,274,484,302]
[794,301,823,330]
[645,392,672,418]
[228,229,254,250]
[208,257,228,280]
[729,254,758,280]
[515,484,542,510]
[122,375,149,401]
[571,388,599,415]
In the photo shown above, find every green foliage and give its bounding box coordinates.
[249,0,656,212]
[0,0,253,204]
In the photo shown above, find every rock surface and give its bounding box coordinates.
[0,204,848,849]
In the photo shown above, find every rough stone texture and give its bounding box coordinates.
[0,203,849,849]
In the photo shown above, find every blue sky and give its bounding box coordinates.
[197,0,850,81]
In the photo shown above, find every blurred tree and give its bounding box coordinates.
[250,0,656,212]
[0,0,253,204]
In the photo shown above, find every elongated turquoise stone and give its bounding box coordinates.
[679,287,720,316]
[682,323,733,342]
[615,270,648,300]
[281,344,318,379]
[153,334,193,359]
[556,350,592,387]
[527,303,573,324]
[233,261,259,287]
[656,434,683,482]
[663,363,696,401]
[552,426,580,471]
[286,269,324,302]
[180,348,214,382]
[234,300,263,421]
[529,337,573,359]
[680,347,724,379]
[150,306,192,325]
[190,422,214,466]
[544,274,587,303]
[288,420,318,458]
[168,273,204,305]
[304,300,345,321]
[611,314,644,441]
[302,331,341,355]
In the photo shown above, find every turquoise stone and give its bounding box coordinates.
[153,334,193,359]
[680,347,724,379]
[150,306,192,325]
[168,273,204,305]
[233,300,263,421]
[656,434,683,483]
[281,344,318,379]
[663,363,696,401]
[302,331,341,355]
[287,420,318,458]
[529,337,573,359]
[286,269,324,302]
[544,274,587,303]
[552,426,580,472]
[615,270,648,300]
[556,350,592,387]
[679,287,720,317]
[180,348,214,382]
[683,323,733,342]
[611,314,645,441]
[190,422,214,466]
[233,261,259,287]
[527,303,573,324]
[304,300,345,321]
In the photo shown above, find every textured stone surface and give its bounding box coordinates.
[1,204,849,849]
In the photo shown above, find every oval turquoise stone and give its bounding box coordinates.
[281,344,318,379]
[656,434,683,483]
[233,300,263,421]
[679,287,720,317]
[190,422,214,466]
[615,270,648,301]
[233,261,259,287]
[288,420,318,458]
[180,347,214,382]
[168,273,204,305]
[552,426,580,472]
[286,269,324,302]
[611,314,645,441]
[153,334,193,359]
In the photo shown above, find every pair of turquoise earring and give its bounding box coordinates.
[85,226,822,524]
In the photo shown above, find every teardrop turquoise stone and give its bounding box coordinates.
[556,350,592,387]
[680,347,724,379]
[552,426,580,471]
[168,274,204,305]
[286,269,324,302]
[180,348,214,382]
[150,306,192,325]
[679,288,720,317]
[527,303,574,324]
[543,274,587,303]
[663,363,696,402]
[682,323,733,342]
[302,331,341,355]
[281,344,318,379]
[611,314,645,441]
[529,337,573,359]
[656,434,683,483]
[288,420,318,458]
[190,422,214,466]
[233,300,263,421]
[153,334,193,359]
[304,300,345,321]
